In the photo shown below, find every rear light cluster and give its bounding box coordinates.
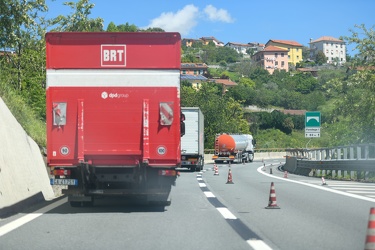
[158,170,177,176]
[51,169,71,176]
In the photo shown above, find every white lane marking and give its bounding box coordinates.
[257,166,375,202]
[247,239,273,250]
[334,187,375,190]
[204,191,215,198]
[348,191,375,194]
[199,183,207,187]
[197,177,203,181]
[0,197,67,237]
[216,207,237,219]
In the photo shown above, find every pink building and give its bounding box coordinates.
[252,45,289,74]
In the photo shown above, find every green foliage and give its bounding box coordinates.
[0,77,46,147]
[181,83,249,148]
[49,0,104,31]
[315,51,327,65]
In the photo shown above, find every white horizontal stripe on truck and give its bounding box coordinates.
[46,69,180,88]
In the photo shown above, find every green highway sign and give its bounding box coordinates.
[305,111,321,127]
[305,111,321,138]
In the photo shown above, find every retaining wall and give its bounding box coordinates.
[0,98,55,217]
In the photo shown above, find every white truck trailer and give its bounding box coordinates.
[181,107,204,171]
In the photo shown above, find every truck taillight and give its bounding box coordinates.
[52,169,71,176]
[158,170,177,176]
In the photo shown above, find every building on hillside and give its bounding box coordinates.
[209,78,237,95]
[265,39,303,65]
[180,63,208,89]
[252,45,289,74]
[309,36,346,65]
[200,36,224,47]
[181,38,202,47]
[296,68,318,77]
[225,42,252,55]
[247,42,265,54]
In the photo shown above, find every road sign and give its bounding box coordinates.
[305,111,321,138]
[305,111,321,127]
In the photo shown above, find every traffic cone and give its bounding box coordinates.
[284,171,288,178]
[226,168,234,184]
[265,182,280,209]
[213,164,219,176]
[321,176,327,185]
[365,208,375,249]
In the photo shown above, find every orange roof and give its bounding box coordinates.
[263,45,288,52]
[211,78,237,86]
[310,36,344,43]
[280,109,306,115]
[268,39,303,47]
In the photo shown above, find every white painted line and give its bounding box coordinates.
[196,174,202,177]
[0,197,67,237]
[197,177,203,181]
[204,191,215,198]
[333,187,375,190]
[257,166,375,202]
[348,191,375,194]
[199,183,207,187]
[247,239,273,250]
[216,207,237,219]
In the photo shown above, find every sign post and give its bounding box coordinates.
[305,111,321,138]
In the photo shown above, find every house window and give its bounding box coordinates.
[194,70,198,75]
[281,61,285,67]
[275,53,278,57]
[275,61,278,66]
[182,70,186,74]
[281,53,284,57]
[296,48,299,52]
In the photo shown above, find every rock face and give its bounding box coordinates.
[0,97,55,217]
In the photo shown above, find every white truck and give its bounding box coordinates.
[181,107,204,171]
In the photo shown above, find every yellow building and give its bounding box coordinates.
[265,39,303,65]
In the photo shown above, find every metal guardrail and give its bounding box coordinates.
[284,143,375,179]
[204,148,285,154]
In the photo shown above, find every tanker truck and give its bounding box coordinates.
[212,133,255,164]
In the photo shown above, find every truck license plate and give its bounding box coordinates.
[50,178,78,186]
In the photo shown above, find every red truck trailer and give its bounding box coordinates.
[46,32,182,206]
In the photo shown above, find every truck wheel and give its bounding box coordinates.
[249,154,254,162]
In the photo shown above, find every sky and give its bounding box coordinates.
[45,0,375,55]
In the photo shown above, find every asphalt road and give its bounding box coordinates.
[0,159,374,250]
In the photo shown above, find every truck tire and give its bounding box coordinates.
[249,153,254,162]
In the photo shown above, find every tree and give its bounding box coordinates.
[331,24,375,143]
[181,83,250,148]
[315,51,327,65]
[0,0,48,90]
[50,0,104,31]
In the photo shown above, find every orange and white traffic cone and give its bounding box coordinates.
[284,171,288,178]
[226,168,234,184]
[365,207,375,249]
[213,164,219,176]
[265,182,280,209]
[321,176,327,185]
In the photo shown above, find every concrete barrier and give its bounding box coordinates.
[0,98,55,218]
[204,152,286,164]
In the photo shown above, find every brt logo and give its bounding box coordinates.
[101,45,126,67]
